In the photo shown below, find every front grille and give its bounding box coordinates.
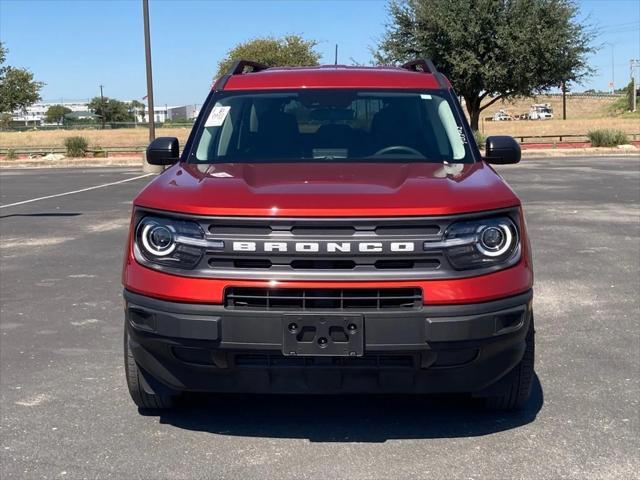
[209,258,441,271]
[200,216,448,280]
[134,209,519,281]
[234,353,416,368]
[225,287,422,311]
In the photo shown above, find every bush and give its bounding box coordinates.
[93,146,107,158]
[64,136,88,157]
[473,130,486,149]
[587,129,629,147]
[0,113,12,130]
[6,149,17,160]
[608,81,640,115]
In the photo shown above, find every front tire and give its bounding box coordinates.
[483,315,535,411]
[124,328,176,410]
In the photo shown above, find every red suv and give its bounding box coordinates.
[123,60,534,411]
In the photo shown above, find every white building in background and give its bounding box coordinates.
[11,100,91,124]
[168,105,200,121]
[11,100,199,125]
[134,105,200,123]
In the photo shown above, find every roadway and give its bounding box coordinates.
[0,157,638,479]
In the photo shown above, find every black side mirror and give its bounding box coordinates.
[484,136,521,164]
[147,137,179,165]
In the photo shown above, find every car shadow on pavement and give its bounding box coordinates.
[153,374,543,442]
[0,212,82,219]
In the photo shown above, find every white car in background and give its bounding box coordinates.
[492,110,513,121]
[528,103,554,120]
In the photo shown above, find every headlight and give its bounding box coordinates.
[425,216,520,270]
[135,216,212,269]
[141,223,176,256]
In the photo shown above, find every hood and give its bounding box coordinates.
[134,161,520,217]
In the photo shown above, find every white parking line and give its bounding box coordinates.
[0,173,153,209]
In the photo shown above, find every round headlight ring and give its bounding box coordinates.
[141,223,176,257]
[476,223,513,257]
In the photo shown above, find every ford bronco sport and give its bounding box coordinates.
[123,59,534,411]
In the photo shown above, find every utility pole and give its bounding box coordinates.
[631,59,639,112]
[561,81,567,120]
[99,84,106,129]
[335,44,338,65]
[143,0,155,143]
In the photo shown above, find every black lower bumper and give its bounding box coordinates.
[124,289,533,395]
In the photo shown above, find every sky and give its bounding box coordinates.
[0,0,639,106]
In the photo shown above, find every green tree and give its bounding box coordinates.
[609,80,638,114]
[215,35,321,78]
[129,100,146,122]
[0,112,12,129]
[88,96,134,123]
[45,104,72,124]
[0,43,45,114]
[376,0,594,130]
[624,80,637,112]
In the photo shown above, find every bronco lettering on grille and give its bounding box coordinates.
[231,241,416,254]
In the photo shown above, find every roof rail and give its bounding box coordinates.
[226,60,269,76]
[400,59,448,89]
[214,60,269,91]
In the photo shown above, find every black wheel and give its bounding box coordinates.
[484,315,535,411]
[124,328,176,410]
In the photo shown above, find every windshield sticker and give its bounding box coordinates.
[420,94,432,100]
[457,126,468,144]
[205,106,231,127]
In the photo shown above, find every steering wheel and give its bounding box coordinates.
[373,145,423,157]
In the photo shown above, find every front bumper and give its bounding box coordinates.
[124,289,533,394]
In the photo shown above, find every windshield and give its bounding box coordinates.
[190,90,473,163]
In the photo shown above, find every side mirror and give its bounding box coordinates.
[146,137,179,165]
[484,136,521,164]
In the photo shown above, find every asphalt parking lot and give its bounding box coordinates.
[1,157,639,479]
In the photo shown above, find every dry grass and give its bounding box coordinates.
[482,117,639,138]
[0,127,191,149]
[480,94,618,119]
[1,94,638,148]
[478,94,639,138]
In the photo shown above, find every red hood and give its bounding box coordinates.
[134,162,519,217]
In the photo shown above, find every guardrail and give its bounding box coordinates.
[2,122,195,132]
[511,133,640,143]
[0,146,146,155]
[1,133,639,156]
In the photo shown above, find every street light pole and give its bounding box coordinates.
[604,42,615,93]
[143,0,155,143]
[99,84,106,130]
[611,44,615,92]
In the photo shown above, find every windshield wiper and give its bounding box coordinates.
[312,156,348,161]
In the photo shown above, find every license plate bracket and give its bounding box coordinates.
[282,314,364,357]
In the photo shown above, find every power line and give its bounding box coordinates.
[595,25,640,34]
[596,21,639,30]
[599,27,640,35]
[594,20,640,35]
